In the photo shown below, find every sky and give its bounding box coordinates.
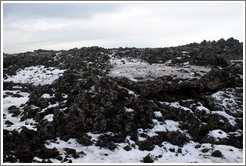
[2,1,245,54]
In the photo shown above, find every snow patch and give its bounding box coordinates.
[124,107,134,113]
[169,102,193,113]
[3,90,37,131]
[43,114,54,122]
[212,111,236,126]
[154,111,162,118]
[208,129,228,141]
[196,106,211,114]
[210,88,242,114]
[3,90,29,109]
[43,137,243,163]
[41,93,54,98]
[164,60,172,64]
[5,65,66,86]
[40,102,59,113]
[164,120,180,131]
[108,57,211,82]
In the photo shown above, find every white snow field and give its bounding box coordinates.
[108,55,211,82]
[5,65,66,86]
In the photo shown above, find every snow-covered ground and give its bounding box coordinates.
[108,55,211,82]
[5,65,66,86]
[210,88,243,115]
[2,61,243,164]
[41,105,242,163]
[3,65,66,132]
[3,90,37,132]
[3,86,243,163]
[43,135,243,163]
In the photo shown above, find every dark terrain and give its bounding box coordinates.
[2,37,243,163]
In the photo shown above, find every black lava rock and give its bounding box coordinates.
[143,154,154,163]
[138,140,154,151]
[15,145,34,163]
[64,148,76,155]
[212,150,223,157]
[123,145,132,151]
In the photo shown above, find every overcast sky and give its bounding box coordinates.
[3,2,244,53]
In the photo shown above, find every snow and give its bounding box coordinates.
[211,91,224,101]
[108,57,211,82]
[3,89,243,163]
[5,65,66,86]
[208,129,228,141]
[229,129,243,137]
[154,111,162,118]
[182,51,189,54]
[43,137,243,163]
[212,111,236,127]
[210,88,242,114]
[3,90,29,109]
[159,101,169,105]
[170,102,180,108]
[87,132,102,142]
[196,106,211,114]
[144,120,164,137]
[164,60,172,64]
[183,61,190,65]
[62,93,68,99]
[230,60,243,62]
[117,85,138,97]
[40,102,59,113]
[3,90,37,131]
[88,85,95,92]
[12,85,22,89]
[169,102,193,113]
[124,107,134,113]
[2,54,243,164]
[41,93,54,98]
[164,119,180,132]
[54,52,61,61]
[43,114,54,122]
[143,119,181,138]
[126,88,137,96]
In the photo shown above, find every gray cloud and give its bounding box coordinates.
[3,3,125,20]
[3,2,244,53]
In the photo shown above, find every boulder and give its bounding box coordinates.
[211,150,223,157]
[143,154,154,163]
